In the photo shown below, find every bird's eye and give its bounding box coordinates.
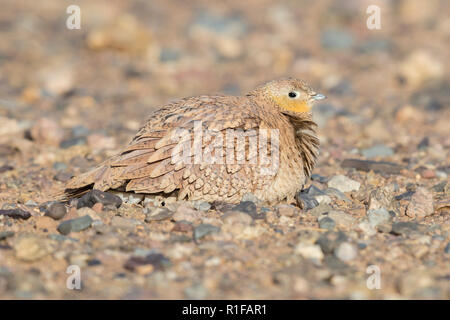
[288,91,298,98]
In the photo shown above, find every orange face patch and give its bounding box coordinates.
[272,96,311,113]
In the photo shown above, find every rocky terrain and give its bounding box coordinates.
[0,0,449,299]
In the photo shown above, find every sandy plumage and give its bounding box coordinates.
[63,78,323,204]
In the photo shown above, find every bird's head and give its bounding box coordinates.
[248,78,326,115]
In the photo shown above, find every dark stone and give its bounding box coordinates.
[124,66,144,78]
[310,174,328,184]
[444,243,450,254]
[305,185,327,196]
[0,165,14,173]
[437,165,450,174]
[341,159,402,174]
[426,99,443,111]
[295,191,319,210]
[60,137,86,149]
[0,208,31,220]
[87,258,102,266]
[53,171,73,182]
[77,189,122,209]
[44,202,67,220]
[319,217,336,230]
[391,222,425,237]
[357,242,367,250]
[417,137,429,150]
[231,201,257,218]
[57,215,93,235]
[394,191,414,201]
[194,224,220,240]
[124,253,171,272]
[316,231,347,254]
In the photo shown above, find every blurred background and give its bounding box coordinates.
[1,0,448,135]
[0,0,449,300]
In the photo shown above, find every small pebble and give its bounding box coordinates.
[406,187,434,218]
[57,215,93,235]
[325,188,351,202]
[44,202,67,220]
[221,211,253,225]
[276,204,296,217]
[391,222,425,237]
[0,208,31,220]
[112,191,144,205]
[310,174,328,184]
[232,201,257,217]
[341,159,402,174]
[124,253,171,272]
[172,221,194,233]
[53,172,73,182]
[14,236,52,262]
[361,145,394,159]
[367,208,391,227]
[172,205,200,222]
[92,202,103,213]
[295,192,319,210]
[334,242,358,262]
[144,207,173,222]
[193,201,211,211]
[29,118,64,146]
[111,216,139,230]
[444,243,450,254]
[241,193,262,204]
[295,243,324,263]
[0,231,14,240]
[316,231,347,254]
[194,224,220,240]
[309,203,332,217]
[319,217,336,230]
[77,189,122,209]
[77,207,100,220]
[327,175,360,193]
[322,210,356,228]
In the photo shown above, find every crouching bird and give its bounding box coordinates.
[63,78,325,204]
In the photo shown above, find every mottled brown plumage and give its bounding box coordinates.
[64,78,325,204]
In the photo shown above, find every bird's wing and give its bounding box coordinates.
[64,95,266,198]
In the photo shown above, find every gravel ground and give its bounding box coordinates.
[0,0,449,299]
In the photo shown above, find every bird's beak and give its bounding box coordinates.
[311,93,326,101]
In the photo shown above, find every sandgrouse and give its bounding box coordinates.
[63,78,325,204]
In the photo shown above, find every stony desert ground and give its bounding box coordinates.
[0,0,449,299]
